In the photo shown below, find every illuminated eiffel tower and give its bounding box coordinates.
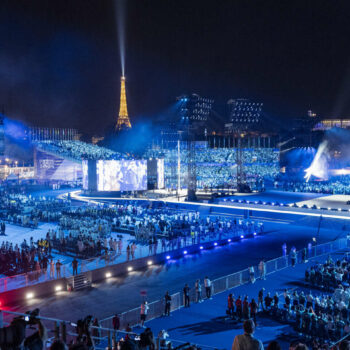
[116,76,131,130]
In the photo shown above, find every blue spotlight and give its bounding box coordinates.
[240,235,244,239]
[253,232,257,236]
[166,255,171,260]
[200,246,204,250]
[214,242,218,246]
[228,239,232,242]
[183,250,188,255]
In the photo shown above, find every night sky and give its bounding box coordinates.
[1,0,349,137]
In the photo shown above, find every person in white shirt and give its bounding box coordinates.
[232,319,263,350]
[140,301,149,328]
[204,276,212,299]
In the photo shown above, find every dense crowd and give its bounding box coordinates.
[220,254,350,348]
[0,194,264,275]
[145,147,279,189]
[35,140,130,160]
[0,191,69,228]
[277,177,350,195]
[0,237,52,276]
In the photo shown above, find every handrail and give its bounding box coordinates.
[0,309,220,350]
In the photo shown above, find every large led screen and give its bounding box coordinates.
[35,150,82,181]
[97,160,147,191]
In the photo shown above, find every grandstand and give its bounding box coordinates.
[34,140,130,161]
[145,146,280,190]
[33,140,133,183]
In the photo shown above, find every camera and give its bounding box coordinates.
[25,308,40,325]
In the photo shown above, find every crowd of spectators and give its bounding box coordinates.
[277,177,350,195]
[0,193,264,276]
[225,254,350,348]
[145,147,279,189]
[0,191,69,228]
[35,140,130,160]
[0,237,52,276]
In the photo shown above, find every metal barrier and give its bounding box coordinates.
[101,237,349,330]
[0,224,263,293]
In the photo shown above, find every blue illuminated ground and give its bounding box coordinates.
[135,251,347,350]
[4,189,349,349]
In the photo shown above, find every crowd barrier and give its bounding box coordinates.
[0,223,262,293]
[100,237,349,330]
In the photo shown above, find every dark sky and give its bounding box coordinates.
[1,0,349,136]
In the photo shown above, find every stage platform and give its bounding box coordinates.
[221,190,326,205]
[295,194,350,210]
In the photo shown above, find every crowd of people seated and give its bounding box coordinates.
[145,146,279,189]
[0,190,69,228]
[277,177,350,195]
[35,140,130,160]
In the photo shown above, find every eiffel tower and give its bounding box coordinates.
[116,76,131,130]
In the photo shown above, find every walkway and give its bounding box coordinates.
[138,250,348,350]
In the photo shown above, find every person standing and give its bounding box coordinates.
[232,320,263,350]
[183,284,190,307]
[49,259,55,279]
[227,293,235,318]
[243,296,250,320]
[290,247,297,267]
[112,314,120,330]
[0,222,6,236]
[164,291,172,316]
[72,257,78,276]
[250,298,258,326]
[235,296,243,321]
[258,260,266,280]
[140,301,149,328]
[131,243,137,259]
[195,279,202,303]
[204,276,212,299]
[302,247,308,263]
[282,243,287,256]
[249,266,256,283]
[56,259,62,278]
[118,238,122,255]
[126,245,131,261]
[258,288,265,311]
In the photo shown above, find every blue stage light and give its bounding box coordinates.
[200,246,203,250]
[166,255,171,260]
[253,232,257,236]
[183,250,188,255]
[228,239,231,242]
[214,242,218,246]
[240,235,244,239]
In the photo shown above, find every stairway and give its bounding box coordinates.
[67,272,91,291]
